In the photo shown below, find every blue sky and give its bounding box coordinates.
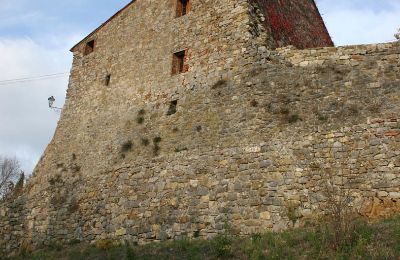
[0,0,399,173]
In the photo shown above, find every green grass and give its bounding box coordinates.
[7,215,400,260]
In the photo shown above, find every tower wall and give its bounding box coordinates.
[253,0,334,48]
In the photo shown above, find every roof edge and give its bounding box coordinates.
[70,1,136,52]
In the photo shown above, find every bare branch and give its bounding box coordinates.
[0,156,21,198]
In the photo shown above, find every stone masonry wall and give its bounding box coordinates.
[0,0,399,256]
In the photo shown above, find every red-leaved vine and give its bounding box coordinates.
[252,0,333,49]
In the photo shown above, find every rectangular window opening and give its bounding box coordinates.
[105,74,111,86]
[172,50,187,75]
[176,0,190,17]
[84,40,95,55]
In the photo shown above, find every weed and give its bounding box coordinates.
[71,164,81,173]
[212,79,227,89]
[125,243,136,260]
[68,198,80,213]
[121,141,133,153]
[175,147,188,153]
[368,98,383,113]
[47,240,63,252]
[95,239,114,250]
[153,137,162,156]
[48,178,57,186]
[136,117,144,124]
[250,99,259,107]
[19,240,33,257]
[288,114,301,124]
[167,100,178,116]
[8,216,400,259]
[56,163,64,169]
[317,112,328,122]
[280,107,289,115]
[141,138,149,146]
[347,104,359,116]
[318,170,362,250]
[211,234,233,258]
[284,201,302,227]
[50,192,66,206]
[138,109,145,115]
[243,234,265,260]
[136,109,146,124]
[68,239,81,245]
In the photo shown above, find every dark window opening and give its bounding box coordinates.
[105,74,111,86]
[172,51,187,75]
[167,100,178,115]
[176,0,190,17]
[84,40,95,55]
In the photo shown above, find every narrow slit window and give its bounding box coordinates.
[176,0,190,17]
[105,74,111,86]
[84,40,95,55]
[172,50,187,75]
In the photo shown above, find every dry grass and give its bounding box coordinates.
[8,215,400,260]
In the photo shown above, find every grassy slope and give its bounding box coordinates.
[8,215,400,260]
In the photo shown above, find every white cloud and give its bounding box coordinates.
[0,38,72,174]
[317,0,400,45]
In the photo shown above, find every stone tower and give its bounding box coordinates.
[1,0,399,255]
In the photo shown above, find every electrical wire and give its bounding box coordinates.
[0,72,70,86]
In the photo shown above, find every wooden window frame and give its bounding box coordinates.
[176,0,191,17]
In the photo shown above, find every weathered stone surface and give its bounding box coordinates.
[1,0,400,257]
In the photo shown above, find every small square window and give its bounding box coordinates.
[176,0,191,17]
[84,40,95,55]
[172,50,188,75]
[105,74,111,86]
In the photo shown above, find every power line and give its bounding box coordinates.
[0,72,70,86]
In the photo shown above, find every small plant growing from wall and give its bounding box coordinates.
[141,138,150,147]
[280,107,290,115]
[316,112,328,122]
[167,100,178,116]
[48,174,63,186]
[174,147,188,153]
[121,141,133,153]
[211,79,227,89]
[68,198,80,213]
[288,114,301,124]
[250,99,259,107]
[136,109,145,124]
[284,201,302,227]
[153,137,162,156]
